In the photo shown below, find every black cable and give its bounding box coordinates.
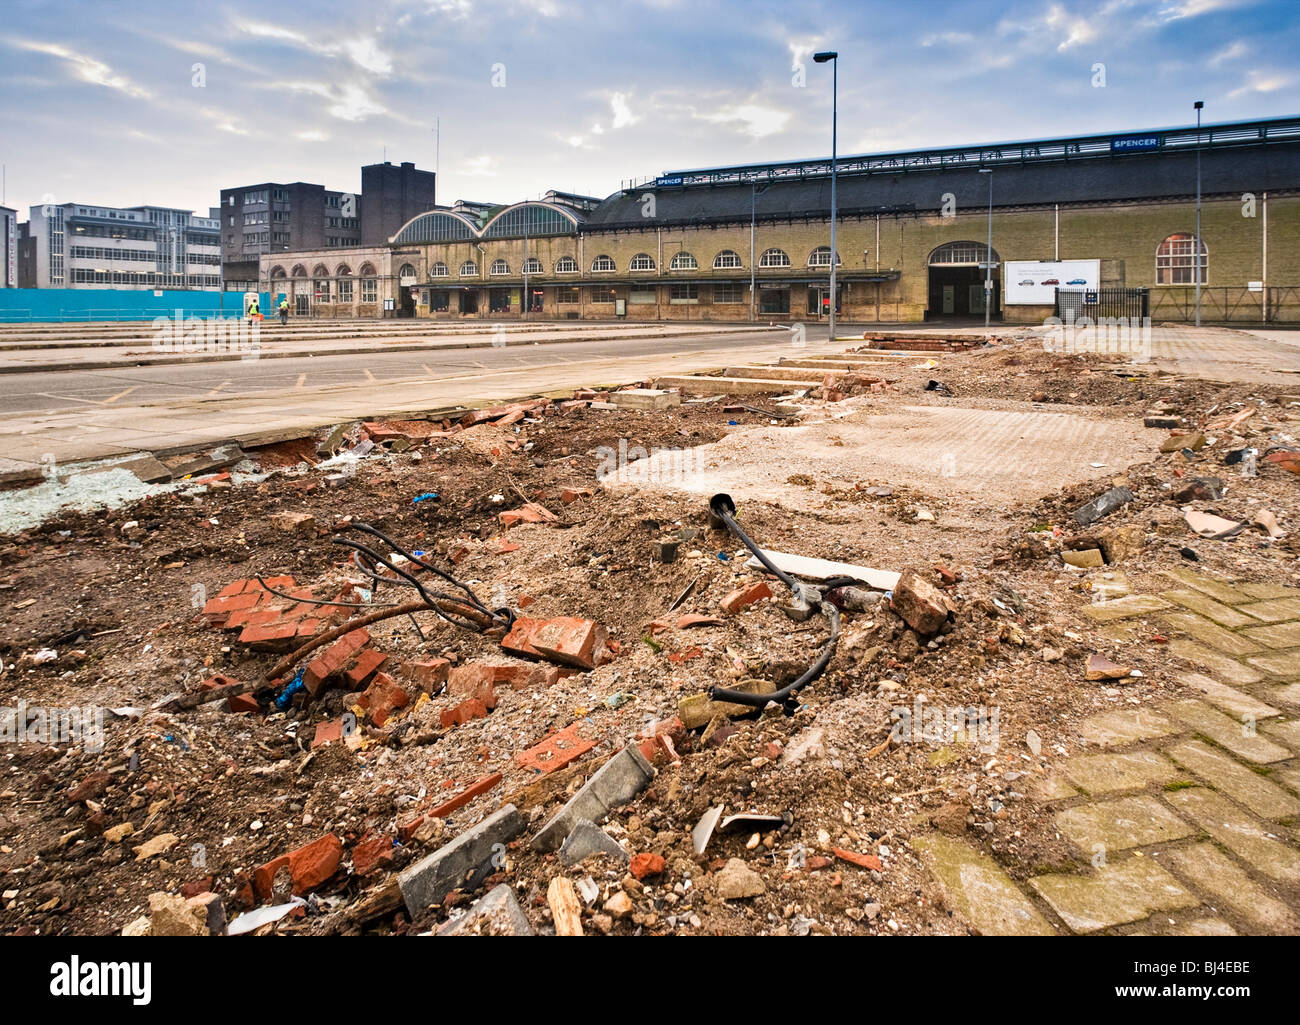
[705,493,843,713]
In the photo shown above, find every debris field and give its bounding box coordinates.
[1,338,1298,937]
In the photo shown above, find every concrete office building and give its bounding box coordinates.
[22,202,221,290]
[257,115,1300,324]
[220,161,435,292]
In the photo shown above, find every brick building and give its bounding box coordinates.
[258,115,1300,324]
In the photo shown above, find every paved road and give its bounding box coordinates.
[0,327,809,417]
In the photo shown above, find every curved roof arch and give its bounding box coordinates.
[391,209,480,244]
[481,201,582,239]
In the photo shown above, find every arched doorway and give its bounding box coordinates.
[927,241,1000,320]
[398,263,417,317]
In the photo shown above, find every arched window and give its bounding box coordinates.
[359,262,376,276]
[313,276,330,301]
[490,258,511,276]
[460,260,479,277]
[398,263,417,283]
[670,251,697,271]
[312,264,329,278]
[334,263,352,277]
[713,250,742,269]
[523,256,543,275]
[629,253,655,272]
[335,265,353,303]
[359,262,377,303]
[1156,233,1207,285]
[759,248,790,267]
[591,254,616,272]
[555,256,578,273]
[429,261,449,278]
[928,241,999,266]
[808,246,841,267]
[269,265,287,279]
[291,264,308,278]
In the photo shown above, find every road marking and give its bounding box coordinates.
[422,364,435,376]
[296,373,306,389]
[364,369,376,383]
[207,380,231,397]
[36,392,103,406]
[102,386,138,404]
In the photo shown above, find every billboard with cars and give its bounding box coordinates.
[1004,259,1101,305]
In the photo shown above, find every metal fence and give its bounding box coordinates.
[1147,286,1300,324]
[1055,287,1150,323]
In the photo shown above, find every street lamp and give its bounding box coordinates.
[814,50,838,341]
[1194,100,1204,328]
[979,168,993,328]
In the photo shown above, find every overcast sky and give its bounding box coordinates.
[1,0,1297,218]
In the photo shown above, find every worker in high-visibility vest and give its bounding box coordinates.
[279,297,289,326]
[247,297,260,323]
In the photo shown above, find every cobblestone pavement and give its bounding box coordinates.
[919,568,1300,935]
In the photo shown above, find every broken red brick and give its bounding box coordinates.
[253,833,343,900]
[720,581,773,615]
[351,833,396,877]
[560,487,594,504]
[677,614,725,629]
[427,772,503,819]
[304,628,371,695]
[344,648,388,690]
[402,658,450,692]
[667,645,702,664]
[527,616,611,670]
[239,621,302,651]
[832,847,883,872]
[516,722,596,774]
[311,718,345,748]
[358,673,410,726]
[227,693,259,714]
[439,697,492,729]
[629,852,665,880]
[498,502,558,528]
[890,569,955,636]
[449,661,558,693]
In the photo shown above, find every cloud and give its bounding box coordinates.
[297,129,331,142]
[1209,39,1249,65]
[461,155,498,176]
[1158,0,1251,20]
[15,40,151,98]
[269,79,389,121]
[233,19,393,75]
[697,102,790,138]
[1228,68,1292,97]
[610,92,638,129]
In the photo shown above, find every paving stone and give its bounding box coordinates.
[1061,750,1177,795]
[1077,707,1176,748]
[1239,582,1300,601]
[1260,718,1300,753]
[1239,597,1300,623]
[1167,740,1300,820]
[1170,639,1264,684]
[1030,774,1079,803]
[435,883,534,936]
[531,744,654,852]
[1091,574,1131,601]
[1242,620,1300,650]
[1274,767,1300,795]
[1247,650,1300,677]
[1163,612,1263,657]
[1164,699,1293,764]
[1129,916,1237,936]
[1030,857,1197,934]
[1164,787,1300,885]
[1055,794,1194,853]
[915,834,1055,936]
[1179,672,1280,721]
[1161,590,1258,629]
[1160,569,1251,605]
[1082,593,1172,622]
[1162,841,1299,933]
[1097,621,1143,643]
[1269,681,1300,707]
[398,804,526,915]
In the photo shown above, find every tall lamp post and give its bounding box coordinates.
[979,168,993,328]
[814,50,838,342]
[1194,100,1204,328]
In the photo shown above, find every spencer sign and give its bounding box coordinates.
[1110,134,1161,153]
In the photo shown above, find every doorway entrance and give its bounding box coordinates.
[927,241,1000,320]
[461,290,479,315]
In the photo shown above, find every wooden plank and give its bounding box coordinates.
[547,877,585,937]
[744,549,899,592]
